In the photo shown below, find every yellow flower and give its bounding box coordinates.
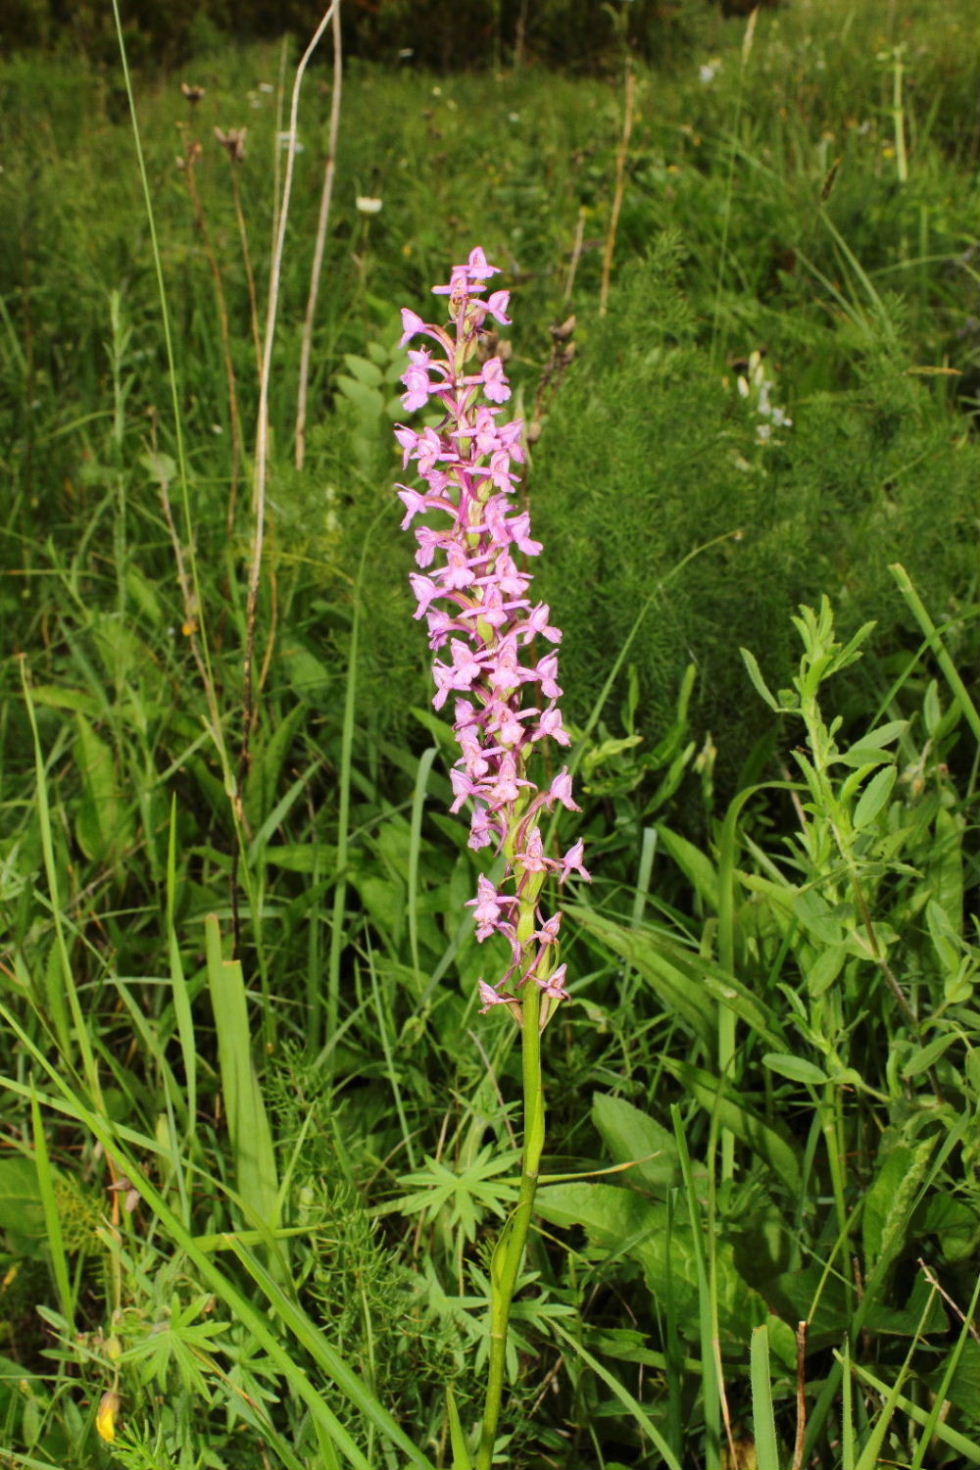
[96,1390,122,1444]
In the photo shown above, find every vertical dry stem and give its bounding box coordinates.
[238,2,338,832]
[296,0,344,470]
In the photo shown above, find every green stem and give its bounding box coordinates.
[476,980,545,1470]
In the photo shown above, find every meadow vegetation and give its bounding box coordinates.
[0,1,977,1466]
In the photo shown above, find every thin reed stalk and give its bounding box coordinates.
[296,0,344,470]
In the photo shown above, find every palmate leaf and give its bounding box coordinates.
[382,1146,520,1241]
[118,1294,232,1395]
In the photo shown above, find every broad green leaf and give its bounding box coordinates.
[74,713,134,864]
[862,1272,947,1336]
[923,1339,980,1430]
[279,640,333,704]
[25,684,101,715]
[535,1182,760,1345]
[805,945,847,997]
[591,1093,680,1191]
[926,898,965,979]
[912,1194,979,1264]
[900,1030,961,1079]
[862,1138,935,1271]
[929,806,965,936]
[260,842,339,873]
[0,1155,45,1238]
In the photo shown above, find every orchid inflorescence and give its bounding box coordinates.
[395,248,589,1023]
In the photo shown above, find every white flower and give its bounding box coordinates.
[356,196,383,215]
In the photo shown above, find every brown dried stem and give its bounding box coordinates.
[295,0,344,471]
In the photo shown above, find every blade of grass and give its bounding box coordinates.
[227,1237,436,1470]
[890,562,980,741]
[166,793,197,1128]
[204,915,280,1249]
[20,663,100,1107]
[408,745,439,984]
[447,1385,474,1470]
[30,1090,74,1334]
[908,1267,980,1469]
[2,1015,431,1470]
[549,1317,683,1470]
[671,1104,721,1468]
[750,1324,779,1470]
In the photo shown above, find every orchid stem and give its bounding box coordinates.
[477,981,544,1469]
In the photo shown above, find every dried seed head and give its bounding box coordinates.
[181,82,206,104]
[214,126,247,163]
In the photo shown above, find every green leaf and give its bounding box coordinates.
[661,1059,802,1194]
[900,1030,961,1079]
[655,823,718,909]
[740,647,783,712]
[762,1053,828,1086]
[912,1194,979,1264]
[853,765,897,828]
[591,1093,680,1191]
[568,906,715,1048]
[74,713,134,864]
[751,1324,780,1470]
[446,1385,473,1470]
[335,374,384,418]
[204,917,280,1246]
[862,1138,935,1271]
[805,945,847,997]
[342,353,384,388]
[0,1155,45,1238]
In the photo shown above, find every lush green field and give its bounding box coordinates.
[1,1,978,1466]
